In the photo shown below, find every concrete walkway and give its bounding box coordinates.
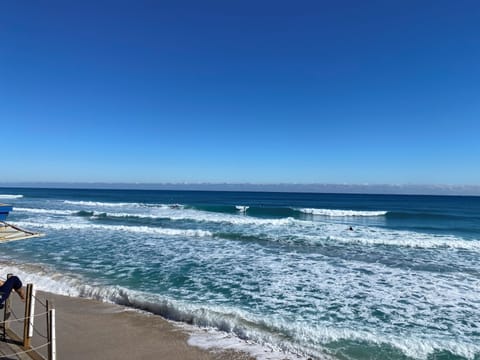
[0,335,31,360]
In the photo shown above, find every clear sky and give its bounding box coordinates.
[1,1,479,185]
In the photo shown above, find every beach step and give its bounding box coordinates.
[0,337,32,359]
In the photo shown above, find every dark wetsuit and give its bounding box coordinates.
[0,276,22,306]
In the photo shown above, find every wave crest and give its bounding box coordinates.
[0,194,23,199]
[298,208,387,217]
[12,221,212,237]
[63,200,141,207]
[15,207,76,215]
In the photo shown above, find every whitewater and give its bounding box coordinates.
[0,188,479,360]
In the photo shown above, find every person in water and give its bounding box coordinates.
[0,275,25,309]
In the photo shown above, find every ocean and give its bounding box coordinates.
[0,188,479,360]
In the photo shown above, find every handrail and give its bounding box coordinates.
[2,276,56,360]
[0,221,37,236]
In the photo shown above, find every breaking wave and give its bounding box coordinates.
[298,208,387,217]
[0,194,23,199]
[14,207,76,215]
[12,221,212,238]
[63,200,144,207]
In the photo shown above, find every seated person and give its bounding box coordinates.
[0,275,25,308]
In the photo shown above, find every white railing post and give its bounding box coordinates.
[28,287,36,338]
[50,308,56,360]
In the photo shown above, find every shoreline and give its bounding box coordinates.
[0,260,302,360]
[36,290,256,360]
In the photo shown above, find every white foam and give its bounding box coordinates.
[148,209,298,226]
[14,207,76,215]
[17,205,479,251]
[326,231,480,250]
[0,194,23,199]
[272,322,480,360]
[63,200,143,207]
[60,201,300,227]
[12,221,212,237]
[212,218,480,251]
[235,252,480,360]
[22,203,301,228]
[235,205,249,212]
[13,206,480,251]
[88,208,299,227]
[0,261,83,297]
[187,328,318,360]
[298,208,387,217]
[298,224,480,250]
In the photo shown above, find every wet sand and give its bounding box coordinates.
[5,290,254,360]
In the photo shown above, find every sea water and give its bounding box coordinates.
[0,188,479,360]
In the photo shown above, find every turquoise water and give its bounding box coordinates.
[1,188,479,359]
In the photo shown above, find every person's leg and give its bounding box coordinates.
[15,286,25,301]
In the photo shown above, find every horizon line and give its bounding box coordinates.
[0,181,479,196]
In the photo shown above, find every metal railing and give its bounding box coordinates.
[1,274,56,360]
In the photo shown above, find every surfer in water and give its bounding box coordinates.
[0,275,25,308]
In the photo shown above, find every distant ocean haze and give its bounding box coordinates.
[1,182,480,196]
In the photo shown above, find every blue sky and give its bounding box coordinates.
[1,1,479,185]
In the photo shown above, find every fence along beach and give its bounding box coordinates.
[0,275,55,360]
[0,284,252,360]
[0,205,52,360]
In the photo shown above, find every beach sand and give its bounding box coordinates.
[3,290,254,360]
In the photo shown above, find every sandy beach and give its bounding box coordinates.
[3,290,254,360]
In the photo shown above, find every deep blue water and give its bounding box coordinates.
[0,188,479,360]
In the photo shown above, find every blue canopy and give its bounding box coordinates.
[0,204,13,221]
